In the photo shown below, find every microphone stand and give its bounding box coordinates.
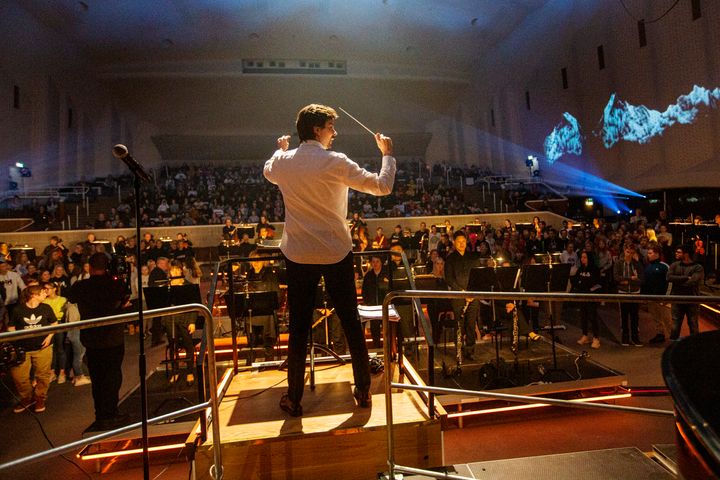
[133,171,151,480]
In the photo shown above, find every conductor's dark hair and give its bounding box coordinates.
[296,104,338,142]
[89,252,109,271]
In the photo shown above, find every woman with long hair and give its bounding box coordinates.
[572,251,603,349]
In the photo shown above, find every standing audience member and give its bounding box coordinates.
[572,251,603,349]
[42,282,69,383]
[614,244,643,346]
[667,245,704,340]
[1,258,27,327]
[8,284,57,413]
[67,253,129,430]
[641,244,671,344]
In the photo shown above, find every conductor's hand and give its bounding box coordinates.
[375,133,393,156]
[277,135,291,152]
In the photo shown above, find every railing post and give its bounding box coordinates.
[382,296,396,479]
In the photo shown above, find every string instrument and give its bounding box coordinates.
[694,236,705,256]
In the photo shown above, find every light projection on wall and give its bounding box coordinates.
[543,112,582,164]
[543,85,720,164]
[600,85,720,148]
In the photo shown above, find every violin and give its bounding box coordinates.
[695,236,705,256]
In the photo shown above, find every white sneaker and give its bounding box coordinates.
[73,375,92,387]
[591,337,601,349]
[57,372,66,384]
[577,335,591,345]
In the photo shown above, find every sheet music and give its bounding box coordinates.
[357,304,401,322]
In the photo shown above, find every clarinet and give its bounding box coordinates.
[457,299,470,365]
[511,268,522,357]
[511,302,519,357]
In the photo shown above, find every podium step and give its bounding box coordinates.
[400,447,674,480]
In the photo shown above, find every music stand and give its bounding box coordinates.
[522,263,572,381]
[468,266,516,388]
[389,260,414,358]
[237,226,255,239]
[233,288,279,365]
[143,284,202,411]
[278,276,345,391]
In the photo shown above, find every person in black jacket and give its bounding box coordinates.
[444,230,482,359]
[147,256,170,346]
[613,244,643,346]
[361,255,390,348]
[572,251,603,349]
[667,244,704,340]
[67,253,129,431]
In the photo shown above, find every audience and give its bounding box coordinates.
[3,161,563,231]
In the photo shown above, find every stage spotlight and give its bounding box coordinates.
[15,162,24,168]
[526,155,540,177]
[585,198,594,207]
[616,210,621,214]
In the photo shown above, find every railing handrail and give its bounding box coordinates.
[0,185,90,203]
[0,303,224,480]
[381,289,717,479]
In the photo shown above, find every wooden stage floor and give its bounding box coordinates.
[194,361,443,479]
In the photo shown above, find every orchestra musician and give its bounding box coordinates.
[444,230,481,360]
[163,261,197,385]
[222,218,238,241]
[256,215,276,239]
[245,250,279,360]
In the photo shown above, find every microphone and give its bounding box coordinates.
[112,144,152,183]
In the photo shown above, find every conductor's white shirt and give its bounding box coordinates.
[264,140,396,264]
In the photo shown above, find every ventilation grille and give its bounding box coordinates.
[242,59,347,75]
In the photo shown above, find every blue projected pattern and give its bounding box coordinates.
[543,85,720,163]
[544,112,582,164]
[600,85,720,148]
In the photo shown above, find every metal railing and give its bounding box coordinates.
[0,303,224,480]
[381,290,718,480]
[0,185,91,203]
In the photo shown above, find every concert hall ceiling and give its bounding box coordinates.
[14,0,555,137]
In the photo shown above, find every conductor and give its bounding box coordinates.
[264,104,395,416]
